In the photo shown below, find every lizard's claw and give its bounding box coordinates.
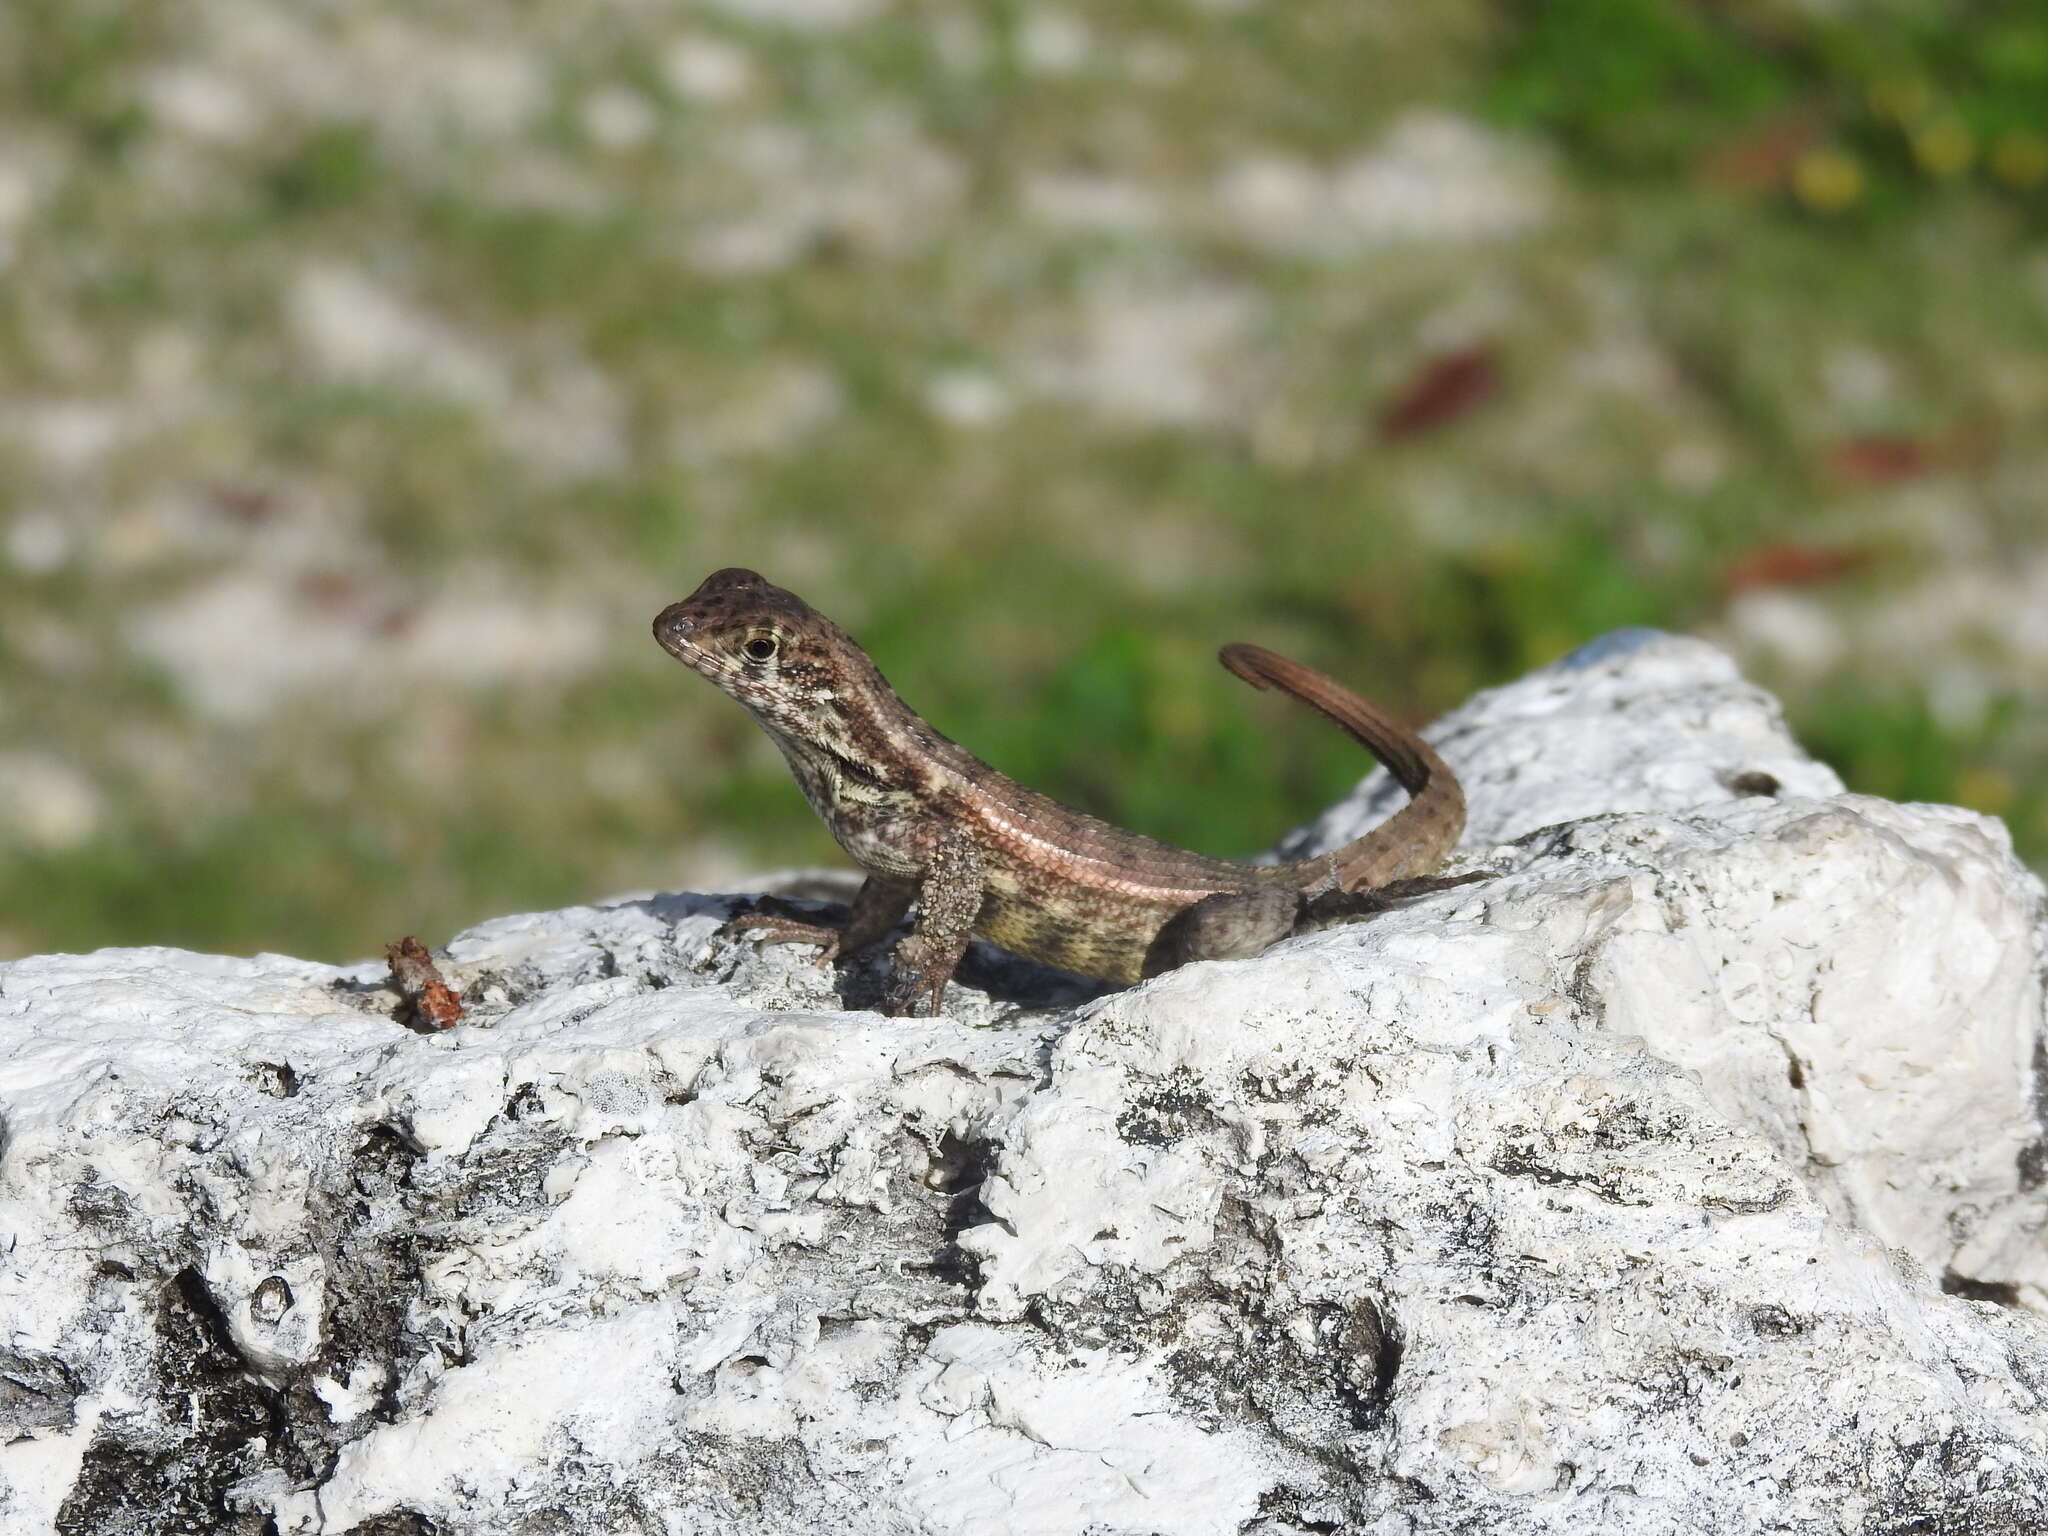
[881,967,943,1018]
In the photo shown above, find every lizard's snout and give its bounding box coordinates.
[653,602,698,659]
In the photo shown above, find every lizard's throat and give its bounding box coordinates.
[760,722,852,812]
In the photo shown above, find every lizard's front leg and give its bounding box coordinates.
[728,875,913,965]
[884,830,986,1017]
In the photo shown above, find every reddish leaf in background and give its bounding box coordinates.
[212,485,280,524]
[1723,544,1872,593]
[1379,345,1499,440]
[1828,436,1933,484]
[1700,112,1823,192]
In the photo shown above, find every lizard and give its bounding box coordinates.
[654,568,1466,1015]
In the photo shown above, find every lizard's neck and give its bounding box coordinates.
[753,649,942,814]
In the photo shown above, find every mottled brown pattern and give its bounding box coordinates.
[654,569,1466,1012]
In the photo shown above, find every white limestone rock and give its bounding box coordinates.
[1283,628,2046,1307]
[1,630,2044,1534]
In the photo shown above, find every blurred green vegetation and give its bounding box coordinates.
[0,0,2042,963]
[1494,0,2048,204]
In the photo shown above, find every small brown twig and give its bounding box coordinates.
[385,936,464,1032]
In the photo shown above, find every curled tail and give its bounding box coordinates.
[1220,643,1466,891]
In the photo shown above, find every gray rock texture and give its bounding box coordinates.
[2,629,2044,1534]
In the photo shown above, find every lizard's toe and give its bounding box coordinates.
[881,969,941,1017]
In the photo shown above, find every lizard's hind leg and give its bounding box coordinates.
[1140,887,1308,979]
[1141,870,1490,980]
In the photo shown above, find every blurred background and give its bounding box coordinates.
[2,0,2044,964]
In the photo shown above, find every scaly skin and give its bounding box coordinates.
[655,568,1466,1014]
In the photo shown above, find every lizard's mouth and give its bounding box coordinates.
[654,603,759,694]
[653,603,711,668]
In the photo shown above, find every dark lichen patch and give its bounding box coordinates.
[1490,1143,1650,1207]
[1486,1092,1688,1208]
[628,1432,837,1531]
[432,1126,575,1224]
[0,1346,81,1435]
[1162,1289,1405,1499]
[1859,1426,2048,1536]
[1117,1068,1224,1149]
[1747,1304,1809,1339]
[280,1145,438,1477]
[55,1271,282,1536]
[1250,1482,1348,1532]
[340,1514,441,1536]
[1701,1183,1796,1217]
[459,964,551,1014]
[502,1082,548,1121]
[65,1169,136,1228]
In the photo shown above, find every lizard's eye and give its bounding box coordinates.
[742,634,779,663]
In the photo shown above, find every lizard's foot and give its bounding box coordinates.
[723,911,844,967]
[880,967,943,1018]
[880,931,966,1017]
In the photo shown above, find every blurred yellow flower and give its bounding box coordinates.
[1991,131,2048,188]
[1911,118,1976,179]
[1867,77,1931,123]
[1793,147,1864,211]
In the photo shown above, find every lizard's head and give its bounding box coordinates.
[653,568,869,737]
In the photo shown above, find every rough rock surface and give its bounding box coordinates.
[2,630,2045,1535]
